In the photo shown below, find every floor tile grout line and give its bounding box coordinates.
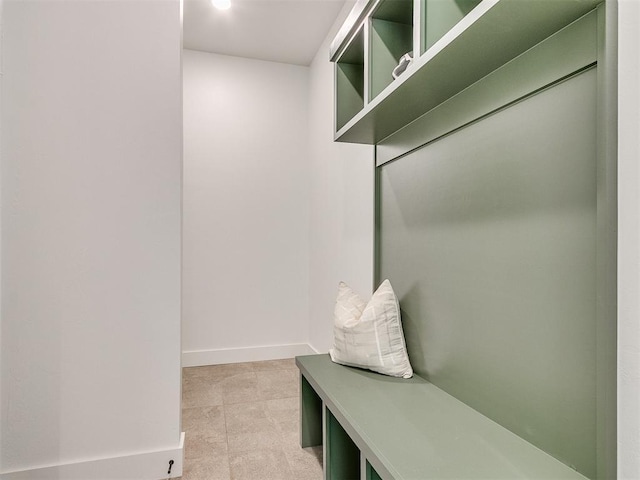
[221,404,233,480]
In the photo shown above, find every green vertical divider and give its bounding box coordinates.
[326,408,361,480]
[300,375,323,448]
[595,3,618,479]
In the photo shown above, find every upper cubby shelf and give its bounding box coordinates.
[369,0,414,101]
[331,0,602,144]
[336,26,365,131]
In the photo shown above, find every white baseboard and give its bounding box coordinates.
[0,432,184,480]
[182,343,316,367]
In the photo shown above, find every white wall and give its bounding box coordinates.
[0,1,183,478]
[307,4,375,353]
[618,0,640,477]
[182,50,312,365]
[181,5,375,362]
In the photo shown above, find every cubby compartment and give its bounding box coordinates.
[325,408,361,479]
[300,376,323,448]
[336,27,366,131]
[366,461,383,480]
[369,0,414,101]
[421,0,481,54]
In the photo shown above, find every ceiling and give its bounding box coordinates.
[183,0,348,66]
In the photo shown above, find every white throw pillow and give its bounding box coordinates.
[329,280,413,378]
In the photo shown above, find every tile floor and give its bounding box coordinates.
[180,358,323,480]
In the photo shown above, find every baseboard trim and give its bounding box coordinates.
[182,343,316,367]
[0,432,185,480]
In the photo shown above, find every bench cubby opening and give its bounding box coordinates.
[326,407,361,480]
[300,375,323,448]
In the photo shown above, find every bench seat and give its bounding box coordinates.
[296,354,587,480]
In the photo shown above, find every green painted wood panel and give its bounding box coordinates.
[336,28,365,131]
[422,0,481,54]
[377,68,597,478]
[336,63,364,131]
[370,19,413,101]
[326,407,361,480]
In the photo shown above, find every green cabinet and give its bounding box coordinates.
[329,1,616,479]
[331,0,601,143]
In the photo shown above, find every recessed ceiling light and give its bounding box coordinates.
[211,0,230,10]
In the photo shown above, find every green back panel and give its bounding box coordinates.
[378,68,597,478]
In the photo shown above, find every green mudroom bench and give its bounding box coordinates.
[296,354,587,480]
